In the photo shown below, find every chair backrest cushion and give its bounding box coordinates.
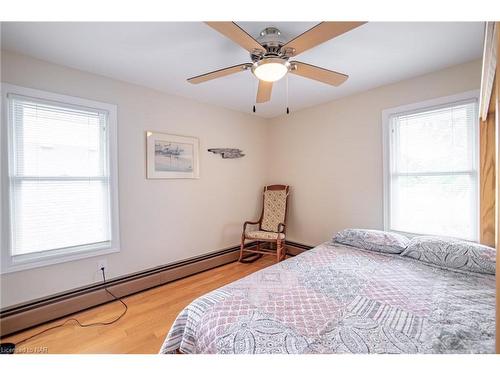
[261,188,288,232]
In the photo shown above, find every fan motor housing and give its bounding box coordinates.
[251,27,288,62]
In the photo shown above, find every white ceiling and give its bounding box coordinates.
[1,22,484,118]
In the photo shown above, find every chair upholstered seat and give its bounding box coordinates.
[245,230,285,240]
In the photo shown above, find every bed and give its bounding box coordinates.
[159,240,495,354]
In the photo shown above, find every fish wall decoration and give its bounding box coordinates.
[208,148,245,159]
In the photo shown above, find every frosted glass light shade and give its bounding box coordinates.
[252,58,290,82]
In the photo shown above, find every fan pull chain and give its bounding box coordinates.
[253,77,257,113]
[286,75,290,114]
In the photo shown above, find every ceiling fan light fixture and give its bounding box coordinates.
[252,58,290,82]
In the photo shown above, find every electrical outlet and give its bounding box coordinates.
[97,258,108,273]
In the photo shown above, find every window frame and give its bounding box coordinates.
[382,90,480,241]
[1,83,120,273]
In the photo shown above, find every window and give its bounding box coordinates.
[1,84,119,273]
[383,91,479,241]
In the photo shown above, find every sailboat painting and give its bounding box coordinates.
[146,132,199,179]
[155,141,193,172]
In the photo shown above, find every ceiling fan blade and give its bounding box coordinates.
[205,22,265,55]
[281,22,366,57]
[187,63,252,84]
[290,61,348,86]
[256,80,273,103]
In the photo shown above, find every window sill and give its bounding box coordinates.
[1,245,120,274]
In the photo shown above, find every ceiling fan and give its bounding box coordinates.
[187,22,366,109]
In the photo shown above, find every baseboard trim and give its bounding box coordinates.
[286,241,314,252]
[0,240,312,337]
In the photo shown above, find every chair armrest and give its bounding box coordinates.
[278,223,286,233]
[243,220,260,232]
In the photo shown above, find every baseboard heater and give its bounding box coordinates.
[0,241,312,337]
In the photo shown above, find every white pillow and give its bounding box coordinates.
[333,229,410,254]
[401,236,496,275]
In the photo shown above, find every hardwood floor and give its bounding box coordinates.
[2,256,277,354]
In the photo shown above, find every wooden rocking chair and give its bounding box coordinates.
[239,185,290,263]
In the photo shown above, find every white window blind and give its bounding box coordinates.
[387,99,478,241]
[8,94,113,257]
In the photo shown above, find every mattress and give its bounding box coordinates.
[160,242,495,354]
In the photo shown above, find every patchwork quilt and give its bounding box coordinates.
[160,242,495,354]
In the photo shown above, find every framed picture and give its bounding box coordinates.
[146,131,199,179]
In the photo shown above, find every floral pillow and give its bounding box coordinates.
[332,229,410,254]
[401,236,496,275]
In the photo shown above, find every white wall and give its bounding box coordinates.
[0,51,268,307]
[0,51,482,308]
[266,59,482,246]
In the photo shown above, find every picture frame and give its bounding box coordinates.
[146,131,200,179]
